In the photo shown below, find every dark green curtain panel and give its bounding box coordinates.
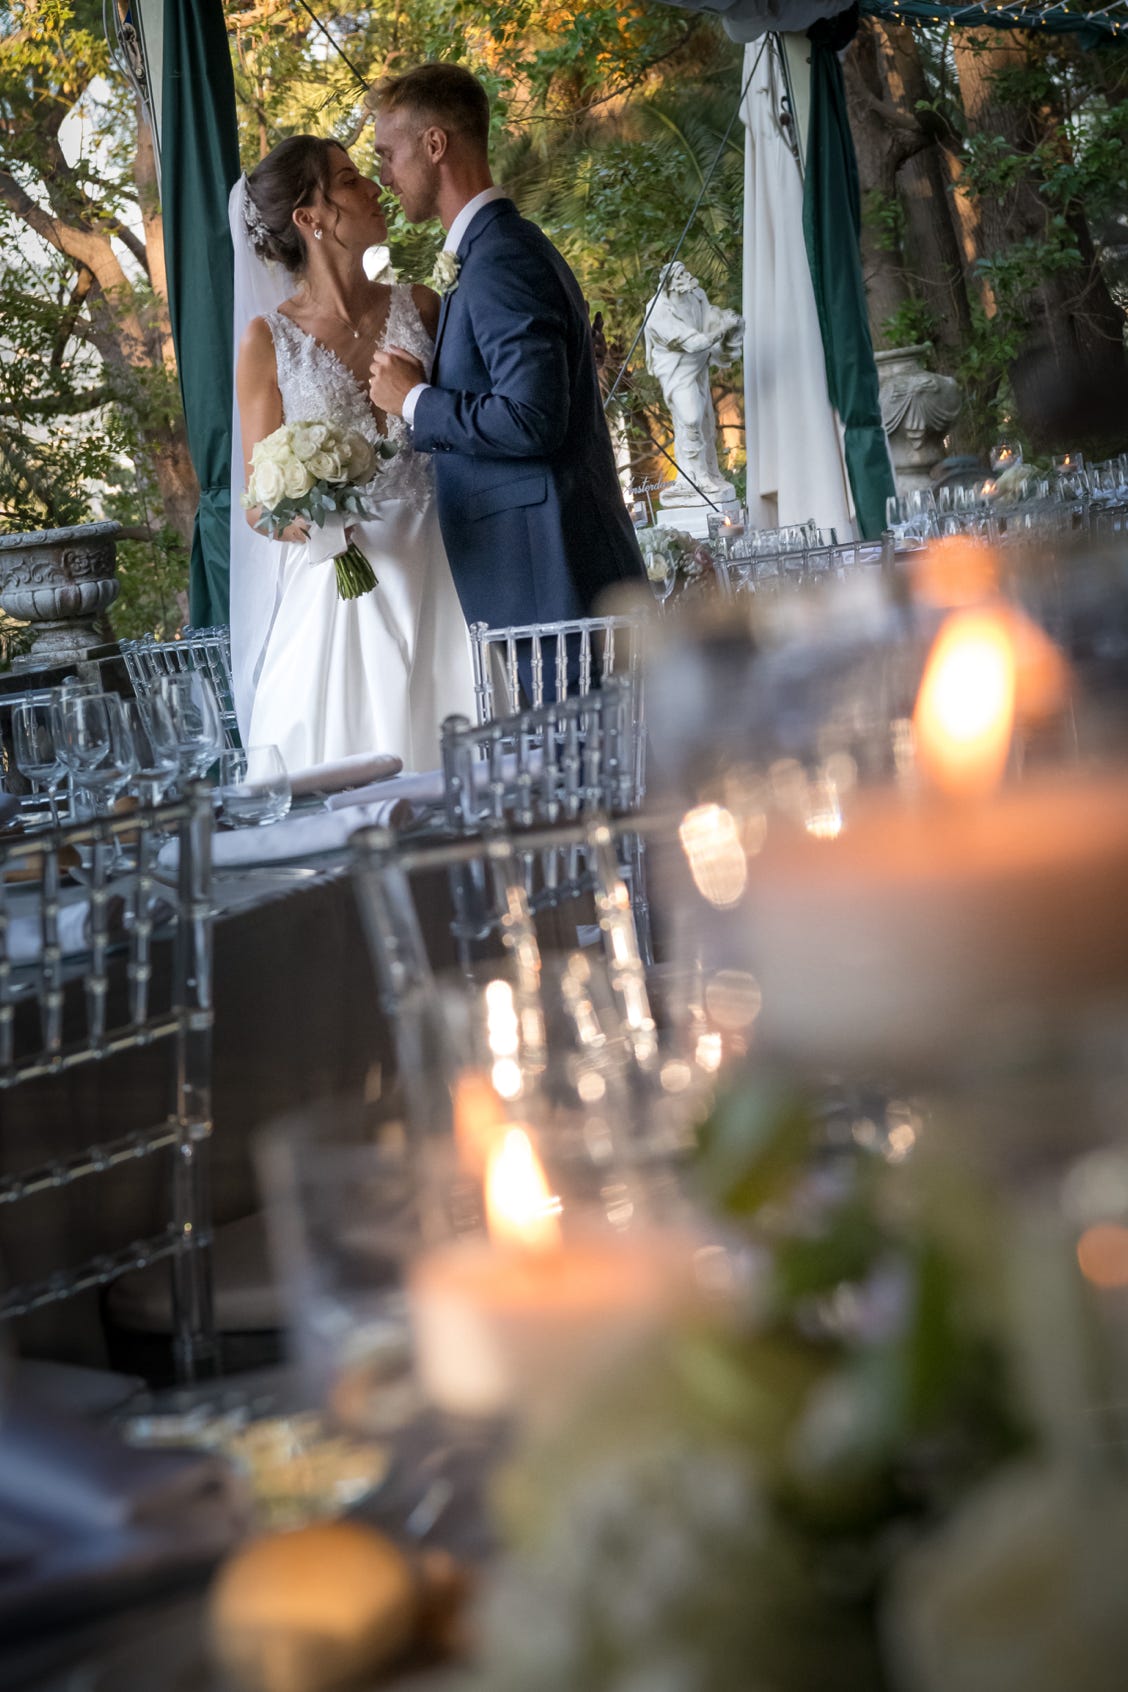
[162,0,241,627]
[802,30,895,540]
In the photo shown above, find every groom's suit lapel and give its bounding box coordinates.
[430,198,517,378]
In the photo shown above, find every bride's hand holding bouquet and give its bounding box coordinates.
[242,420,396,599]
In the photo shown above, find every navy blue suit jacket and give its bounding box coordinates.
[411,199,646,633]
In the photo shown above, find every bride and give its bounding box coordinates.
[229,136,476,770]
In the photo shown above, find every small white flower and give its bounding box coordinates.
[428,250,460,295]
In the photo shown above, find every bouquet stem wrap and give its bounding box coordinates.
[335,540,378,599]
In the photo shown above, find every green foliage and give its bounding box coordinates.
[0,2,193,658]
[881,299,939,354]
[863,187,905,256]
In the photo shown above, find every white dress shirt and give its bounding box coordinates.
[402,185,510,428]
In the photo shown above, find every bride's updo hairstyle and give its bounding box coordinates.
[244,136,342,273]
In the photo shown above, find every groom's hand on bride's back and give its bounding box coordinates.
[370,347,426,418]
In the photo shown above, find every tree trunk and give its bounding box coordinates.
[843,23,915,346]
[942,146,991,312]
[953,28,1128,449]
[871,22,972,362]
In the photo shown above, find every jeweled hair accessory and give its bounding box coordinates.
[240,176,272,249]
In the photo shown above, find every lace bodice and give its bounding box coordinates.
[264,284,433,512]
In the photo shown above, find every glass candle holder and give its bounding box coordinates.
[395,966,711,1432]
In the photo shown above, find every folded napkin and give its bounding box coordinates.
[0,1401,248,1634]
[287,750,403,799]
[158,795,415,870]
[325,765,446,812]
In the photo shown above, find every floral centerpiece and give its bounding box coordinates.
[242,420,396,600]
[637,525,717,600]
[457,1072,1128,1692]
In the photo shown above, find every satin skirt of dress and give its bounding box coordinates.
[246,499,477,773]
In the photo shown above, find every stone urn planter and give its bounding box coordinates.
[0,520,120,669]
[876,345,962,497]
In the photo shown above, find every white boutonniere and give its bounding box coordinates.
[429,251,460,296]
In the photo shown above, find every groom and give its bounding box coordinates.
[368,63,645,698]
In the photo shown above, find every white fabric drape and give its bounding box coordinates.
[741,36,853,535]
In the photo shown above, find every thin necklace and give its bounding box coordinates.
[300,292,370,342]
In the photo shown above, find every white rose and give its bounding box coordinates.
[646,552,672,583]
[283,458,313,499]
[253,426,292,467]
[251,459,286,508]
[289,425,321,463]
[346,434,377,482]
[308,449,346,484]
[885,1462,1128,1692]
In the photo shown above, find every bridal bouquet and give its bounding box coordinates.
[242,420,397,599]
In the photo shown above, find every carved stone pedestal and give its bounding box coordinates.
[0,521,120,669]
[876,346,962,496]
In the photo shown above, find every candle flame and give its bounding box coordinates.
[454,1068,509,1174]
[485,1128,562,1252]
[914,608,1017,798]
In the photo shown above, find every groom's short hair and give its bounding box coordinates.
[375,63,490,151]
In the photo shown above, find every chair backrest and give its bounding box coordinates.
[468,615,645,721]
[440,674,643,835]
[711,536,893,596]
[120,626,239,749]
[0,786,216,1379]
[351,813,659,1037]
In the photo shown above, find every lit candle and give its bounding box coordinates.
[409,1128,693,1422]
[912,607,1016,797]
[730,610,1128,1070]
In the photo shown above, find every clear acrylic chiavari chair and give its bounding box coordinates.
[120,626,239,752]
[439,674,644,835]
[468,614,645,721]
[0,784,216,1379]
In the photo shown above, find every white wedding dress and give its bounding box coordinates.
[241,284,476,771]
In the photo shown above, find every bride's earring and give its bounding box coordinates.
[314,227,323,241]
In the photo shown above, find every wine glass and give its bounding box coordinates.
[218,745,292,827]
[650,555,678,607]
[53,690,111,815]
[12,696,66,825]
[259,1122,422,1443]
[55,693,136,816]
[122,698,180,806]
[157,672,224,781]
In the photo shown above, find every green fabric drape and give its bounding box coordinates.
[162,0,241,627]
[801,35,895,540]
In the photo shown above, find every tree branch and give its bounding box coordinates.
[51,265,96,368]
[0,167,132,295]
[13,384,118,418]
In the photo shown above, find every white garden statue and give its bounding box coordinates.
[644,262,744,525]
